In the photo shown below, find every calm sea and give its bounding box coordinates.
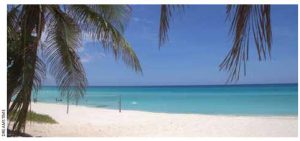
[32,84,298,116]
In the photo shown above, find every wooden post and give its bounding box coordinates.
[119,95,121,113]
[67,93,69,114]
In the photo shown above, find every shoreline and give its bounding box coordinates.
[33,101,298,118]
[22,102,298,137]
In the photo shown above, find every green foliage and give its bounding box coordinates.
[7,5,141,134]
[219,5,272,82]
[26,111,57,124]
[9,111,57,124]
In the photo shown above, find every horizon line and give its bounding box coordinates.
[43,82,298,87]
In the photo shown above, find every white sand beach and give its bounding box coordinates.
[23,102,298,137]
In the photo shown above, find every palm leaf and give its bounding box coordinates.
[44,5,87,101]
[219,5,272,82]
[7,5,21,39]
[7,33,23,109]
[159,5,183,48]
[67,5,142,73]
[91,5,131,32]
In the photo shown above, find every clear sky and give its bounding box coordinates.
[45,5,298,86]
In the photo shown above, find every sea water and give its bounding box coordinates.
[32,84,298,116]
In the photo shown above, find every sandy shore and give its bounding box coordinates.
[22,102,298,137]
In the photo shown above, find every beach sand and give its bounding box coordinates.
[22,102,297,137]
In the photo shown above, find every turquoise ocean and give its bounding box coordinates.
[33,84,298,116]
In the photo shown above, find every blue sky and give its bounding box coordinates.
[45,5,298,86]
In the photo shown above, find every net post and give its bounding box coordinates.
[119,95,121,113]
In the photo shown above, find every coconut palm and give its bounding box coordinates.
[8,5,272,135]
[7,5,142,134]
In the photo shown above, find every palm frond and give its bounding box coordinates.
[7,33,23,109]
[67,5,142,73]
[91,5,131,32]
[32,56,46,91]
[45,5,87,100]
[7,5,21,39]
[159,5,183,48]
[219,5,272,82]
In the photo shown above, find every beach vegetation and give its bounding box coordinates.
[9,111,57,124]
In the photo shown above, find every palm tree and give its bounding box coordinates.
[7,5,142,134]
[8,5,272,135]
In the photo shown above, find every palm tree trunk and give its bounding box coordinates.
[7,85,14,110]
[8,5,43,134]
[8,44,38,134]
[7,57,23,110]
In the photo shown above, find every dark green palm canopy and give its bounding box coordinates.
[7,5,141,134]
